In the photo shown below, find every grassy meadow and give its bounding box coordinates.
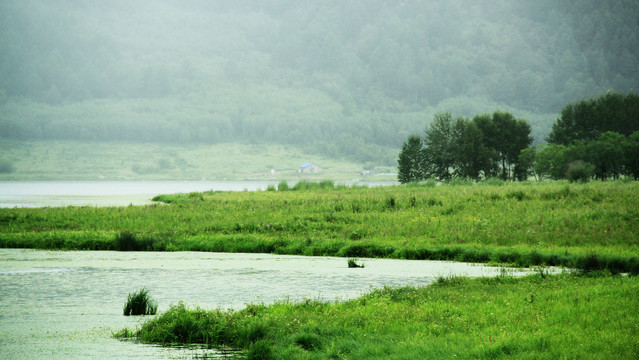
[1,180,638,273]
[117,273,639,359]
[0,139,394,181]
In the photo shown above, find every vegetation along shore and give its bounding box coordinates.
[1,180,638,274]
[3,179,639,358]
[116,273,639,359]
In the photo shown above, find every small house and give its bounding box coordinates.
[299,162,322,174]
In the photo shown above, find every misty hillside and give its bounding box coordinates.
[1,0,638,165]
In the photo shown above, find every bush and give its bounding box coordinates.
[116,231,138,251]
[424,178,438,187]
[482,177,505,186]
[123,287,158,316]
[566,160,595,183]
[277,180,289,191]
[115,231,153,251]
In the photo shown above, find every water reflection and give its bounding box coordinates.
[0,249,536,359]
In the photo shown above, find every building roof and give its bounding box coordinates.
[300,162,314,168]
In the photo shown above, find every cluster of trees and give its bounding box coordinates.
[399,92,639,183]
[398,111,532,183]
[523,132,639,182]
[522,92,639,181]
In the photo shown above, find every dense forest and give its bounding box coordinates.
[1,0,638,165]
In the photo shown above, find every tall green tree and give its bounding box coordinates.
[548,91,639,145]
[474,111,532,180]
[423,112,456,181]
[397,134,424,184]
[451,119,492,180]
[535,144,568,180]
[586,131,626,180]
[516,146,539,181]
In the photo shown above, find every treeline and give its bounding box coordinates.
[529,92,639,181]
[398,111,532,183]
[399,92,639,183]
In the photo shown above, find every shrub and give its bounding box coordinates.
[266,184,276,191]
[116,231,138,251]
[482,177,505,186]
[424,179,438,187]
[318,179,335,189]
[123,287,158,316]
[277,180,289,191]
[566,160,595,183]
[115,231,153,251]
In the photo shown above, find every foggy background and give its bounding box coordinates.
[1,0,638,177]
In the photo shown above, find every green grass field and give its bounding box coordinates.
[2,180,638,273]
[117,273,639,359]
[0,139,395,181]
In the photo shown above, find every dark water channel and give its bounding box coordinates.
[1,249,538,359]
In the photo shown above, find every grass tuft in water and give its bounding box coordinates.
[124,287,158,316]
[347,258,365,268]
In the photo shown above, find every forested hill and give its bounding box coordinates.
[1,0,638,164]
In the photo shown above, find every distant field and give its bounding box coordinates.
[0,140,396,181]
[2,180,637,273]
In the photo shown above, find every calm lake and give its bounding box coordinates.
[0,249,540,359]
[0,180,397,208]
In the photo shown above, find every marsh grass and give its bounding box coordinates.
[123,287,158,316]
[347,258,364,268]
[119,273,639,359]
[2,181,639,273]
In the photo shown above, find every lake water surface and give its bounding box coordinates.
[0,249,537,359]
[0,180,396,208]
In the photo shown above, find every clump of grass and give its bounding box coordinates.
[293,332,322,350]
[347,258,365,268]
[247,340,274,360]
[124,287,158,316]
[115,230,153,251]
[482,177,505,186]
[277,180,289,191]
[116,231,138,251]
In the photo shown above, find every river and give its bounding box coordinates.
[0,180,397,208]
[0,249,538,359]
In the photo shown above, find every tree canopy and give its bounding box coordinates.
[398,111,532,183]
[547,91,639,145]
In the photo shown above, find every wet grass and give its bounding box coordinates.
[123,287,158,316]
[117,272,639,359]
[1,181,639,273]
[347,258,365,268]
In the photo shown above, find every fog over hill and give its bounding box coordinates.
[1,0,638,165]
